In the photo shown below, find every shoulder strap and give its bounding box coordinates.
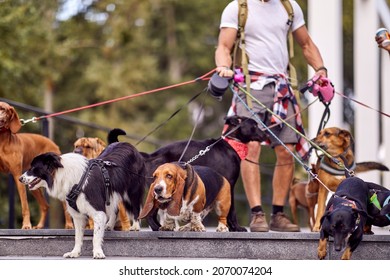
[232,0,252,107]
[280,0,298,89]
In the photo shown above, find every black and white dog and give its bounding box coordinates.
[19,142,146,259]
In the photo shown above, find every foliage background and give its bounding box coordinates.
[0,0,386,228]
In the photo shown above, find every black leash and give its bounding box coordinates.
[316,102,331,135]
[135,90,205,146]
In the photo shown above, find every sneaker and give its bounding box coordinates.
[270,212,300,232]
[250,211,269,232]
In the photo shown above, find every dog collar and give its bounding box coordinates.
[223,137,248,160]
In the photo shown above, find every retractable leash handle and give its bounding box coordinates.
[207,72,233,100]
[300,75,335,103]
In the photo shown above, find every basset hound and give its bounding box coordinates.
[139,162,231,232]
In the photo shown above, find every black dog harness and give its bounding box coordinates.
[66,159,117,212]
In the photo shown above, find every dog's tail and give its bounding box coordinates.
[107,128,126,144]
[355,161,389,173]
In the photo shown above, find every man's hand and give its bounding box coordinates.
[216,66,234,78]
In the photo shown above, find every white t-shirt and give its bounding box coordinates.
[220,0,305,76]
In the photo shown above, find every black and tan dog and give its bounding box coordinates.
[311,127,388,232]
[141,115,266,232]
[318,176,369,260]
[139,162,231,232]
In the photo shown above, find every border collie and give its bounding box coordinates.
[19,142,146,259]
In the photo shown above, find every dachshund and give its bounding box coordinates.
[318,176,369,260]
[0,101,72,229]
[19,142,146,259]
[311,127,388,232]
[139,162,231,232]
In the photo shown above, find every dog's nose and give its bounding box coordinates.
[73,148,82,154]
[154,185,163,195]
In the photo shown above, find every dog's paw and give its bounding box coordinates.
[21,223,32,230]
[64,223,74,230]
[190,224,206,232]
[312,226,321,232]
[317,249,327,260]
[93,250,106,259]
[129,221,140,231]
[159,225,175,231]
[216,224,229,232]
[63,251,81,258]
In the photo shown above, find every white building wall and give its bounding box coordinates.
[354,0,381,183]
[307,0,344,140]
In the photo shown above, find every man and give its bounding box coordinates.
[215,0,327,232]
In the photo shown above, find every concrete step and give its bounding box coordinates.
[0,228,389,260]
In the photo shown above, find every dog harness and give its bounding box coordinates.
[319,155,356,177]
[66,159,117,212]
[369,192,390,221]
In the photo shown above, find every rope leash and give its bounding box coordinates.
[20,69,216,126]
[231,84,337,194]
[335,91,390,118]
[234,82,351,173]
[135,89,206,146]
[184,113,255,165]
[231,85,312,174]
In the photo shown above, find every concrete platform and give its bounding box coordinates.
[0,228,389,260]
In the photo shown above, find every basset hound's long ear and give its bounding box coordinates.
[139,183,156,219]
[9,105,22,133]
[167,166,186,217]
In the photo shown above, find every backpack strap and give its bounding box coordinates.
[233,0,252,108]
[280,0,298,89]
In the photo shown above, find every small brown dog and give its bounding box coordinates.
[289,165,319,231]
[311,127,388,232]
[73,134,131,231]
[0,101,73,229]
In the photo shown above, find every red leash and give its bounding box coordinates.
[335,91,390,118]
[21,69,216,125]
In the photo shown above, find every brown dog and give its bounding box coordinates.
[0,101,73,229]
[73,135,131,231]
[311,127,388,232]
[289,168,319,231]
[139,163,231,232]
[73,137,106,159]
